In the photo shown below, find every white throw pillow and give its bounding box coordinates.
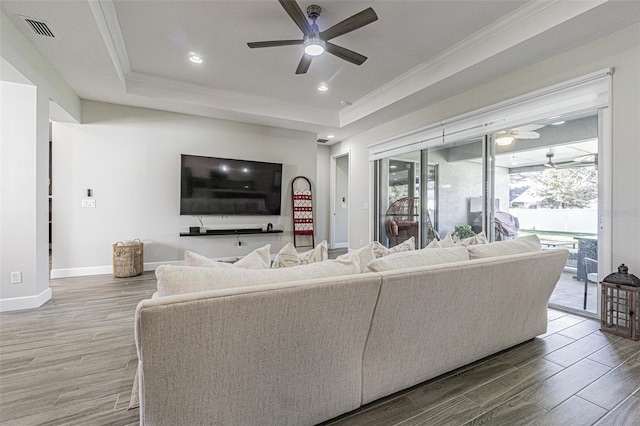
[234,245,271,269]
[425,239,442,249]
[184,244,271,270]
[458,232,488,247]
[366,246,470,272]
[271,241,328,268]
[337,242,376,273]
[467,234,541,259]
[439,233,457,248]
[156,258,360,297]
[372,237,415,258]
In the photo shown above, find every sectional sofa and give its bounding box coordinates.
[134,236,568,425]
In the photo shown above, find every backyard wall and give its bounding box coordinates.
[510,209,597,234]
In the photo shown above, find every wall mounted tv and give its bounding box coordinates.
[180,154,283,216]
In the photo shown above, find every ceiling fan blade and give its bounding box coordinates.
[247,40,303,48]
[320,7,378,41]
[278,0,313,36]
[325,42,367,65]
[295,54,312,74]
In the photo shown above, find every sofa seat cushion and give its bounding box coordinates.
[156,257,360,297]
[467,235,541,259]
[185,245,271,269]
[365,246,470,272]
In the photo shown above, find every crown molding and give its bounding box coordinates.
[339,0,607,127]
[88,0,338,128]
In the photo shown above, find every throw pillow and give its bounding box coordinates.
[439,233,457,248]
[156,258,360,297]
[366,246,470,272]
[372,236,416,258]
[467,234,541,259]
[458,232,488,247]
[234,244,271,269]
[337,242,376,273]
[185,244,271,270]
[271,240,328,268]
[425,238,442,249]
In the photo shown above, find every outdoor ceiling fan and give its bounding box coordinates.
[247,0,378,74]
[543,151,597,169]
[544,151,557,168]
[495,124,545,146]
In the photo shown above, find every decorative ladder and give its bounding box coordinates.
[291,176,314,249]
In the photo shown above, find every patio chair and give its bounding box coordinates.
[583,257,598,310]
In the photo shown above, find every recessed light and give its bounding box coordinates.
[189,55,203,64]
[327,135,335,139]
[318,83,329,92]
[551,121,565,125]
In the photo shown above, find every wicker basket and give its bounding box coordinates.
[113,239,144,278]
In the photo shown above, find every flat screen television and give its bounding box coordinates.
[180,154,282,216]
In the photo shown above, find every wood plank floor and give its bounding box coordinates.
[2,271,640,425]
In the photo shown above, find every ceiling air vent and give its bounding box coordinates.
[21,16,55,38]
[317,139,330,144]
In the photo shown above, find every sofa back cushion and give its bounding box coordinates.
[361,248,569,404]
[136,274,382,425]
[156,258,360,297]
[365,246,469,272]
[466,234,541,259]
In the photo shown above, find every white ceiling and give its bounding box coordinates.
[2,0,639,143]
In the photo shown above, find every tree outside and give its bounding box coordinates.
[511,167,597,209]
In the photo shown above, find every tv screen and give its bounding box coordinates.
[180,154,282,216]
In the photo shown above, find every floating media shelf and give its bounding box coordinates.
[179,229,283,237]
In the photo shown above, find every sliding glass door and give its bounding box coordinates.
[374,110,600,316]
[494,111,599,314]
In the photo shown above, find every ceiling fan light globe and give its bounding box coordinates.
[495,135,514,146]
[303,39,325,56]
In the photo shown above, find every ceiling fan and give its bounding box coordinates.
[544,151,557,168]
[247,0,378,74]
[543,150,597,169]
[495,124,544,146]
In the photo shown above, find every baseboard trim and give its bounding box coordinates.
[333,242,349,249]
[49,256,252,279]
[50,260,187,279]
[0,287,52,312]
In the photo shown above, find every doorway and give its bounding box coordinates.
[331,153,349,249]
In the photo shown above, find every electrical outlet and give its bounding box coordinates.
[81,199,96,208]
[11,271,22,284]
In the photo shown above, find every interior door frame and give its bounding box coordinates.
[330,151,350,249]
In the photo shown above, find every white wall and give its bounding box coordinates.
[51,101,318,276]
[315,144,331,244]
[332,24,640,269]
[0,81,51,310]
[334,155,349,245]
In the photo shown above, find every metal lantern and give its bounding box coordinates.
[600,264,640,340]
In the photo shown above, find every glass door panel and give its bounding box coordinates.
[427,137,491,240]
[493,110,599,314]
[376,154,421,248]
